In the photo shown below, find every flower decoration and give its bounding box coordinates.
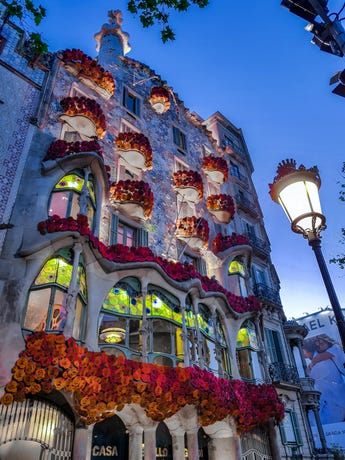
[115,132,153,170]
[44,139,103,161]
[176,216,209,244]
[206,194,235,218]
[37,215,260,313]
[172,170,203,200]
[201,156,228,183]
[213,233,251,254]
[61,48,115,96]
[1,332,284,431]
[109,180,154,218]
[149,86,171,114]
[60,97,106,139]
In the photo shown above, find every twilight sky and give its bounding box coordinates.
[35,0,345,319]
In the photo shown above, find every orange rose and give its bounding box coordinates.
[35,368,46,380]
[25,361,36,374]
[59,358,71,369]
[5,381,18,393]
[53,377,66,390]
[1,393,13,405]
[13,369,26,381]
[96,402,107,412]
[16,357,28,368]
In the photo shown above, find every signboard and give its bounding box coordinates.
[92,415,128,460]
[297,309,345,450]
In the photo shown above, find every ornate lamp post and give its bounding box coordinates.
[269,159,345,350]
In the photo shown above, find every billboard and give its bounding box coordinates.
[297,309,345,450]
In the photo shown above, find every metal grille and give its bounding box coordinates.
[241,426,272,460]
[0,399,74,459]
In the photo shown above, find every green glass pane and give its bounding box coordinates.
[78,265,87,300]
[185,310,196,328]
[56,259,73,288]
[172,310,182,325]
[34,258,59,285]
[148,294,173,320]
[129,296,143,316]
[103,287,129,314]
[198,313,214,337]
[55,174,84,192]
[229,260,245,276]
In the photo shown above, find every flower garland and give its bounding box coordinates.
[61,48,115,95]
[176,216,209,243]
[172,170,203,200]
[201,156,228,183]
[1,332,284,431]
[213,233,251,254]
[115,132,153,169]
[37,215,260,313]
[109,180,154,218]
[149,86,171,113]
[206,194,235,219]
[60,97,106,139]
[44,139,104,161]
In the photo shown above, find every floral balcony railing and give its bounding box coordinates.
[60,96,106,139]
[43,139,104,161]
[206,194,235,224]
[109,180,154,219]
[253,283,282,306]
[245,233,270,257]
[1,332,284,430]
[176,216,209,249]
[37,215,261,314]
[115,132,153,170]
[173,170,203,203]
[201,156,228,184]
[212,233,251,255]
[149,86,171,114]
[61,48,115,98]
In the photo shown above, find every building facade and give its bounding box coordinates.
[0,5,333,460]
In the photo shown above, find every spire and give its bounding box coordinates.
[94,10,131,68]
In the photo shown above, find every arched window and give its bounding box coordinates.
[236,320,260,382]
[228,256,247,297]
[147,286,183,367]
[99,278,143,360]
[48,169,96,229]
[23,248,87,341]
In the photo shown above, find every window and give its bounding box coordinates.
[109,214,148,247]
[48,169,96,229]
[116,161,140,181]
[23,248,87,341]
[228,257,247,297]
[230,162,240,179]
[280,411,303,446]
[172,126,187,153]
[264,328,285,363]
[242,220,256,239]
[123,87,141,117]
[179,250,207,275]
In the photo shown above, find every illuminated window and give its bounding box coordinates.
[228,258,246,276]
[228,257,247,297]
[24,248,87,340]
[48,170,96,229]
[236,320,260,382]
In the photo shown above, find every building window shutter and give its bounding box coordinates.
[291,411,303,445]
[135,228,148,247]
[279,420,287,445]
[110,214,119,245]
[196,257,207,275]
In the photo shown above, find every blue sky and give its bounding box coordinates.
[36,0,345,318]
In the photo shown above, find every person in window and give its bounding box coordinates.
[304,334,345,424]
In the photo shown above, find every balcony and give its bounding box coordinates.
[269,362,300,386]
[176,216,209,250]
[201,156,228,184]
[61,49,115,99]
[115,132,153,170]
[230,169,249,186]
[206,194,235,224]
[173,170,203,203]
[212,232,251,255]
[235,193,257,216]
[109,180,154,221]
[253,283,281,306]
[149,86,171,114]
[60,96,106,139]
[245,233,270,257]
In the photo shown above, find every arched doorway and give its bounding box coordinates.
[92,415,128,459]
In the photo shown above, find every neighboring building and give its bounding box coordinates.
[0,4,333,459]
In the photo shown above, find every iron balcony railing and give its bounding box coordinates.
[230,169,249,186]
[253,283,282,306]
[235,193,257,216]
[269,362,300,386]
[245,233,270,256]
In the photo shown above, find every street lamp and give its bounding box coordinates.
[269,158,345,350]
